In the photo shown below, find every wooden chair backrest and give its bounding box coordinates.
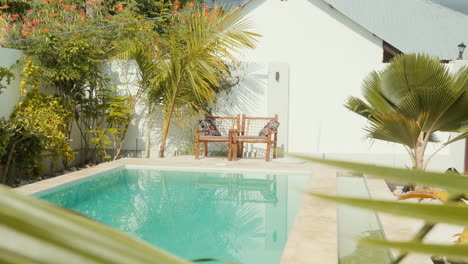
[241,114,278,136]
[205,114,240,137]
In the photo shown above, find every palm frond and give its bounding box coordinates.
[0,185,189,264]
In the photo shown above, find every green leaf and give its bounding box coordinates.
[361,239,468,262]
[308,192,468,226]
[0,185,190,264]
[289,154,468,194]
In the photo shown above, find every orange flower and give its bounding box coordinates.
[48,13,58,17]
[0,14,7,18]
[58,0,63,2]
[11,14,19,17]
[202,5,209,9]
[31,20,41,25]
[9,18,17,21]
[194,13,200,17]
[182,17,189,21]
[0,5,10,9]
[25,10,33,13]
[78,21,85,24]
[105,15,112,18]
[42,28,50,32]
[114,4,124,10]
[63,5,71,9]
[173,1,181,5]
[173,5,180,9]
[187,3,195,8]
[39,10,46,13]
[41,1,48,4]
[23,17,30,21]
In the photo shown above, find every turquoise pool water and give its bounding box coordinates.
[36,167,309,264]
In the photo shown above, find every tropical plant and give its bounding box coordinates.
[0,66,14,94]
[156,6,259,158]
[0,184,191,264]
[121,4,259,158]
[0,60,73,184]
[0,117,44,184]
[2,89,74,183]
[1,0,154,165]
[291,154,468,264]
[86,87,134,162]
[345,54,468,170]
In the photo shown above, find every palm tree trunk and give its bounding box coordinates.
[158,105,175,158]
[145,111,153,158]
[413,132,426,170]
[158,75,181,158]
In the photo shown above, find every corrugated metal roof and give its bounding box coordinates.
[322,0,468,60]
[209,0,248,8]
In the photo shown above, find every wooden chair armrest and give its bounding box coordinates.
[229,129,238,137]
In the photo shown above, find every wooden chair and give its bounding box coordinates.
[195,115,240,159]
[230,114,279,161]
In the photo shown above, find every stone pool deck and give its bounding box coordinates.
[15,156,432,264]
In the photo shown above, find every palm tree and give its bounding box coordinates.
[120,7,259,158]
[155,8,259,158]
[142,7,259,158]
[345,53,468,170]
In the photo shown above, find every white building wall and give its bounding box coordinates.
[0,48,22,119]
[238,0,384,154]
[233,0,465,171]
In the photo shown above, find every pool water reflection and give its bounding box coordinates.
[37,167,309,264]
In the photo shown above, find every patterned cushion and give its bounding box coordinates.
[259,120,280,136]
[199,118,222,136]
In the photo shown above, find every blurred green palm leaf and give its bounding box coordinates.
[290,154,468,193]
[0,185,190,264]
[360,240,468,262]
[292,154,468,263]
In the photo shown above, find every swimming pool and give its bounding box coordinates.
[35,166,309,264]
[337,176,392,264]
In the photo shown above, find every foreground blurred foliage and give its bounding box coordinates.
[291,154,468,263]
[0,184,191,264]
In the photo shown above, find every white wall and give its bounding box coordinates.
[0,48,22,119]
[232,0,466,172]
[238,0,384,154]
